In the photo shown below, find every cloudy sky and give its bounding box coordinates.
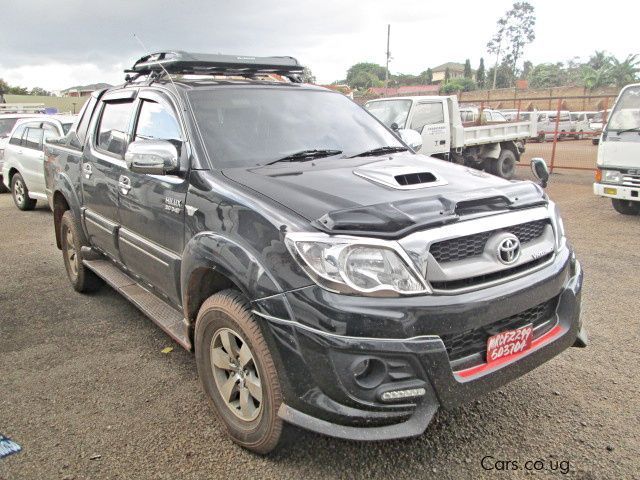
[0,0,637,91]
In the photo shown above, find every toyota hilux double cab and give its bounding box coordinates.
[45,51,587,454]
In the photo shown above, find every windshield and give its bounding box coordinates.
[364,99,412,129]
[607,86,640,131]
[189,88,403,168]
[0,118,19,138]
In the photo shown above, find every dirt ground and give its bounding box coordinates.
[1,169,638,480]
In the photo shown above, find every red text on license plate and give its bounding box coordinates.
[487,324,533,364]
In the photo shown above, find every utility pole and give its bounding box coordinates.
[384,24,391,92]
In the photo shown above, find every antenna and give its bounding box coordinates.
[132,34,185,111]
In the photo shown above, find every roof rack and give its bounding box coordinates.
[125,51,305,83]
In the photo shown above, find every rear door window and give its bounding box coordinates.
[23,127,44,150]
[96,101,135,157]
[75,96,98,146]
[9,123,28,146]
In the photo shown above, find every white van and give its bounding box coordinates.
[570,111,598,139]
[593,83,640,215]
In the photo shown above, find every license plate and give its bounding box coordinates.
[487,324,533,364]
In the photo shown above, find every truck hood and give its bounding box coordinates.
[597,136,640,168]
[222,152,546,238]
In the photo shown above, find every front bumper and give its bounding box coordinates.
[594,182,640,201]
[253,249,584,440]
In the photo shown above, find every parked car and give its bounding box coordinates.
[458,107,508,124]
[569,111,597,139]
[590,110,611,145]
[1,115,75,210]
[593,84,640,214]
[45,51,586,454]
[0,113,46,193]
[365,98,535,179]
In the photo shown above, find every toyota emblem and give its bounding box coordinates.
[497,235,521,265]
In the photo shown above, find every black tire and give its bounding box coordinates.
[491,149,517,180]
[195,290,284,454]
[11,173,37,210]
[611,199,640,215]
[60,211,101,292]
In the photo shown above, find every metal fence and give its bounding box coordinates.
[458,94,617,172]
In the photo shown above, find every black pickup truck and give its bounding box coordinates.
[44,51,587,454]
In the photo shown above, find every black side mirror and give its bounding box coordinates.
[530,157,550,188]
[390,122,399,132]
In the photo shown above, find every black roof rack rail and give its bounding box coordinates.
[125,51,305,82]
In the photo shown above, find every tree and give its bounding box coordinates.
[345,62,386,88]
[301,67,316,84]
[487,2,536,88]
[610,54,639,87]
[476,58,486,88]
[30,87,52,96]
[521,60,533,80]
[463,59,472,79]
[419,68,433,85]
[444,67,451,82]
[486,61,515,89]
[441,77,477,94]
[588,51,614,71]
[350,71,382,90]
[528,63,566,88]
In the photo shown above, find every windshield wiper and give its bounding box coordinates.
[349,146,408,158]
[616,126,640,135]
[266,149,343,165]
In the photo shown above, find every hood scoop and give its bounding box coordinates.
[354,159,448,190]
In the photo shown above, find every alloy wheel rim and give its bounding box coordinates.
[65,227,78,277]
[210,327,263,421]
[14,180,25,204]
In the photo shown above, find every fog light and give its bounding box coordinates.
[380,387,426,402]
[604,187,617,195]
[351,357,386,389]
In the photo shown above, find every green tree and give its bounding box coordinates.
[444,67,451,82]
[441,77,477,94]
[301,67,316,84]
[345,62,386,88]
[463,59,472,79]
[419,68,433,85]
[610,54,639,87]
[487,1,536,87]
[30,87,52,96]
[528,63,566,88]
[521,60,533,80]
[581,66,612,89]
[486,61,515,89]
[476,58,486,88]
[350,71,382,90]
[588,50,614,71]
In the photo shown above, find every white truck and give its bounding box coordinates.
[364,96,537,179]
[593,83,640,215]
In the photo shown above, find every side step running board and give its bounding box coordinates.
[83,259,192,351]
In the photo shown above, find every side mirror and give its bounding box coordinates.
[390,122,399,132]
[125,139,178,175]
[530,157,550,188]
[398,128,423,151]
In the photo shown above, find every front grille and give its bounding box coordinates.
[429,219,549,264]
[622,173,640,188]
[440,297,558,365]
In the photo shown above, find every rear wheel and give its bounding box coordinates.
[60,211,101,292]
[612,199,640,215]
[11,173,36,210]
[195,290,284,454]
[491,149,517,180]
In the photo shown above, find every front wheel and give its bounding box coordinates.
[612,199,640,215]
[195,290,284,454]
[491,149,517,180]
[11,173,37,210]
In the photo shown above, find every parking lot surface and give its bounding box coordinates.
[1,169,638,479]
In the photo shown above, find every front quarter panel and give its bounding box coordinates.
[182,170,314,302]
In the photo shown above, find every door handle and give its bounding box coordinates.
[118,175,131,194]
[17,149,23,155]
[83,163,93,179]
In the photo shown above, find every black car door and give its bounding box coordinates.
[81,90,137,259]
[117,89,188,307]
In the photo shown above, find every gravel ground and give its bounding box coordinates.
[1,169,638,480]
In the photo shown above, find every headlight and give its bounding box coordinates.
[549,201,566,250]
[286,233,428,297]
[602,170,622,184]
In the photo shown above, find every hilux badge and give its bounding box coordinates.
[497,235,521,265]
